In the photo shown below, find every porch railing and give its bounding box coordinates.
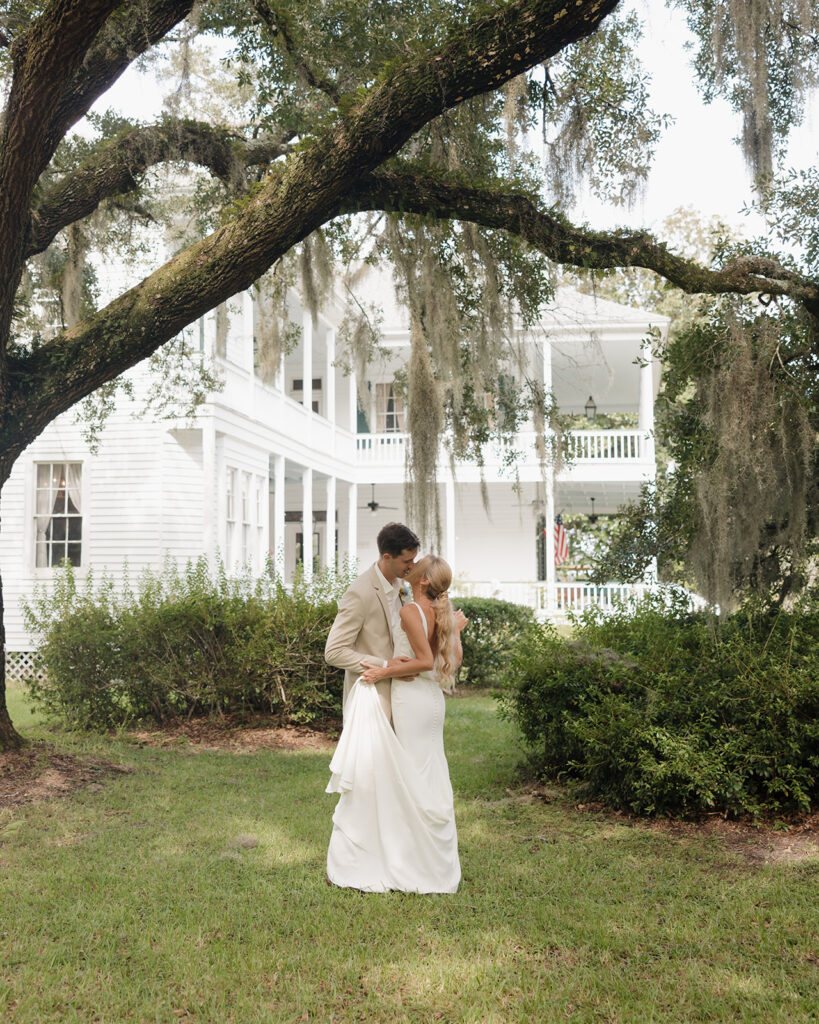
[449,580,704,618]
[356,432,407,462]
[356,428,651,465]
[564,429,646,461]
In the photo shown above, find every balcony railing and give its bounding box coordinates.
[356,431,407,462]
[356,428,651,465]
[565,429,646,461]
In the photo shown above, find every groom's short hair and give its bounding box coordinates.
[377,522,420,556]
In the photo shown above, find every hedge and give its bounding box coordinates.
[22,559,352,729]
[453,596,536,689]
[499,594,819,817]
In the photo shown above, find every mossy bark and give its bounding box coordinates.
[343,169,819,319]
[0,565,23,752]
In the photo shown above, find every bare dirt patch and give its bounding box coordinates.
[516,782,819,866]
[127,716,337,754]
[574,798,819,866]
[640,811,819,866]
[0,744,130,809]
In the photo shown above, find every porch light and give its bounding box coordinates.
[584,395,597,420]
[588,497,598,524]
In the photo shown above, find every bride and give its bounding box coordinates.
[326,555,467,893]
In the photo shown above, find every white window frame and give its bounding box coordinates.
[375,382,406,433]
[33,461,84,570]
[225,466,237,567]
[241,471,252,565]
[255,476,265,569]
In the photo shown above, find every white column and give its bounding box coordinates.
[302,311,313,413]
[202,416,217,566]
[325,328,336,425]
[640,340,658,585]
[348,367,358,435]
[347,480,358,570]
[541,335,554,468]
[272,454,285,576]
[545,470,556,611]
[638,336,655,460]
[323,475,336,571]
[243,290,256,417]
[243,290,255,372]
[541,335,553,393]
[301,466,313,581]
[444,476,456,566]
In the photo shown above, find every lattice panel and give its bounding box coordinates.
[5,651,46,686]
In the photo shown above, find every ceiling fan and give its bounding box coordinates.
[360,483,398,515]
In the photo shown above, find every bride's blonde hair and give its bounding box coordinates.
[410,555,456,692]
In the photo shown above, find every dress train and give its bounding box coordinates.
[326,604,460,893]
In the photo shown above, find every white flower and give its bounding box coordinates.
[399,580,413,600]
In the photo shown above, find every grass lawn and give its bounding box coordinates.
[1,684,817,1023]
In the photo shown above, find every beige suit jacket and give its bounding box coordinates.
[325,564,398,722]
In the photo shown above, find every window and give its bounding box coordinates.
[241,472,251,564]
[35,463,82,567]
[293,378,322,414]
[226,467,237,566]
[296,531,320,571]
[375,383,406,433]
[255,477,265,566]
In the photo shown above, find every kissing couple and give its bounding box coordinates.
[324,522,468,894]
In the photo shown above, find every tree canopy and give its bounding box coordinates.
[1,0,818,747]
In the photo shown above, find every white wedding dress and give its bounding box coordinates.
[326,602,461,893]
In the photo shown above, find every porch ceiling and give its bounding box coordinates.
[343,479,643,518]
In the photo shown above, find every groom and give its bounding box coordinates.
[325,522,420,723]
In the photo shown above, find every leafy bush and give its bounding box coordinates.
[23,558,354,730]
[453,597,535,688]
[499,594,819,817]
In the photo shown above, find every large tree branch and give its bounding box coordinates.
[1,1,196,264]
[1,1,123,177]
[0,0,196,379]
[27,121,294,258]
[45,0,196,154]
[6,0,621,457]
[0,0,126,378]
[343,168,819,315]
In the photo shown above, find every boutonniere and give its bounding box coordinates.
[399,580,412,602]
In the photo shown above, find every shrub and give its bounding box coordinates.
[23,558,353,730]
[499,594,819,817]
[451,597,536,689]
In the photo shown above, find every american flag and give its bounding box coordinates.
[554,515,569,566]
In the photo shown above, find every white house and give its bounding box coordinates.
[0,271,667,668]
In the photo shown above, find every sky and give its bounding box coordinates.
[573,2,817,236]
[97,1,818,243]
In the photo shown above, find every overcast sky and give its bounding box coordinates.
[98,1,817,241]
[573,2,817,235]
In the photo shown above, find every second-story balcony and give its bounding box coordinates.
[356,428,655,482]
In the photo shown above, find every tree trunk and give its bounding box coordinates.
[0,564,24,751]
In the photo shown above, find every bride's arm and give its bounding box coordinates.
[359,605,434,683]
[453,609,467,668]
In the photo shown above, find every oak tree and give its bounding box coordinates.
[1,0,818,748]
